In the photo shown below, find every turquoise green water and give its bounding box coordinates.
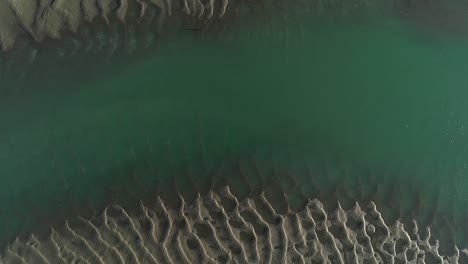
[1,14,468,251]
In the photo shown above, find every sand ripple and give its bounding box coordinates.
[1,186,467,264]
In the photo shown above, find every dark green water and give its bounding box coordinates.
[1,13,468,251]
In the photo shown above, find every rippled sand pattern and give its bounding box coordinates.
[1,186,467,264]
[0,0,239,51]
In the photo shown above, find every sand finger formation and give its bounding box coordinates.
[6,0,283,56]
[4,0,468,92]
[1,186,467,264]
[0,0,248,82]
[0,0,467,82]
[0,0,232,52]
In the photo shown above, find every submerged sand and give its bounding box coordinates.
[0,0,227,52]
[1,0,467,51]
[1,186,466,264]
[1,0,468,83]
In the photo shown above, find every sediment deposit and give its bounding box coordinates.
[0,0,232,52]
[1,0,468,52]
[0,0,467,82]
[1,186,467,264]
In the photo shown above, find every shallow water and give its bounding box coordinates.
[1,7,468,255]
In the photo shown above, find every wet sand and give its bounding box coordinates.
[2,186,467,263]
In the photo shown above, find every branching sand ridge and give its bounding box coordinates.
[1,186,467,264]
